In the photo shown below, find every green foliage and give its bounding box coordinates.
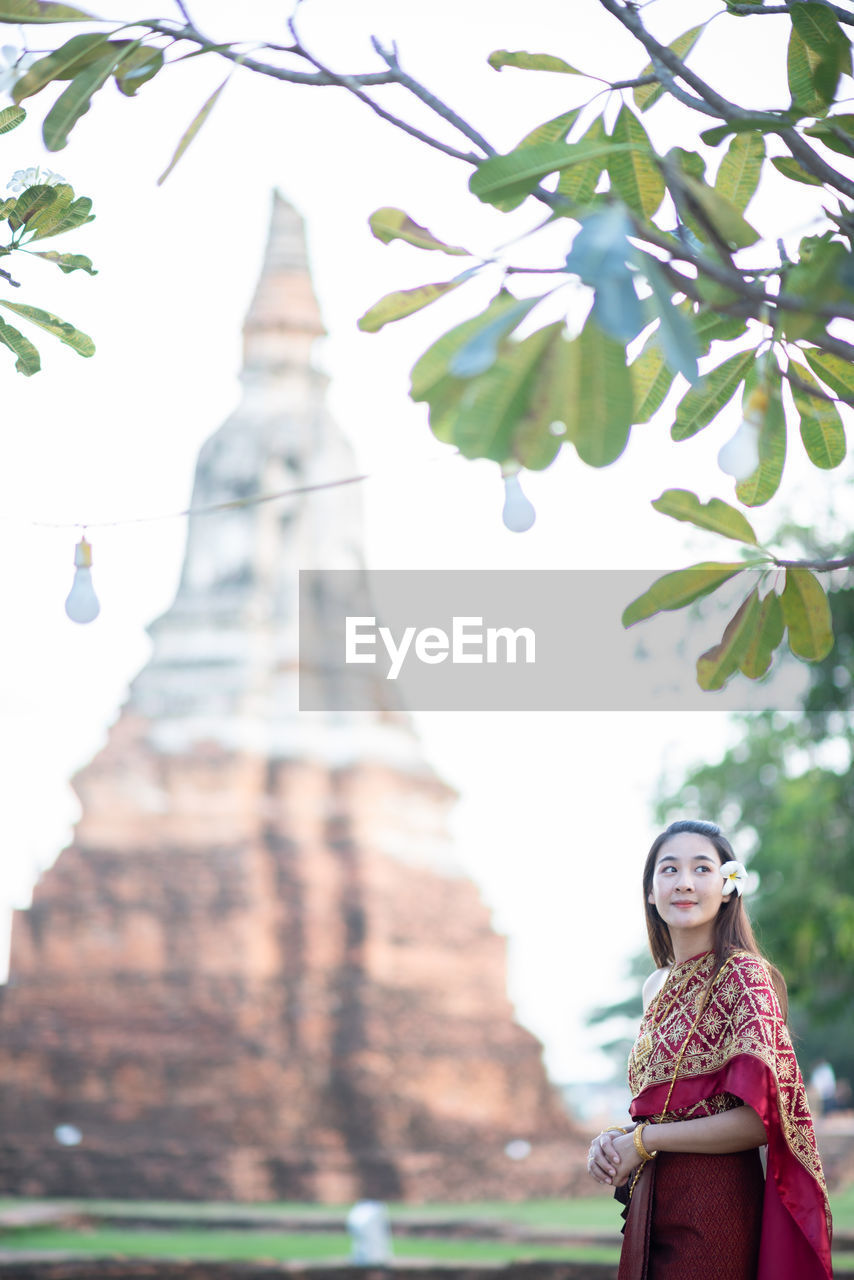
[4,0,854,685]
[622,563,748,627]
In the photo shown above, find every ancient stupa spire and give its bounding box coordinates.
[242,192,325,372]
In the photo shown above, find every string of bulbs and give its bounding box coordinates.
[56,459,537,624]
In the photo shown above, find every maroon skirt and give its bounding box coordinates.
[618,1150,765,1280]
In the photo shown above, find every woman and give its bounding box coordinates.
[587,819,832,1280]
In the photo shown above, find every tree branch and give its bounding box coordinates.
[726,1,854,26]
[371,38,496,157]
[773,553,854,569]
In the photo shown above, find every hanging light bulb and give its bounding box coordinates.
[65,535,100,623]
[718,387,767,481]
[500,462,536,532]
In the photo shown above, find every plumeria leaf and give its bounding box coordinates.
[739,589,785,679]
[31,249,96,274]
[622,562,747,627]
[630,329,674,424]
[517,107,581,150]
[12,32,111,101]
[790,362,846,468]
[43,46,131,150]
[0,299,93,355]
[781,567,833,660]
[158,75,229,185]
[0,1,95,20]
[651,489,759,544]
[804,348,854,399]
[449,296,540,377]
[358,273,472,333]
[410,292,525,401]
[469,138,628,209]
[608,105,665,218]
[114,45,163,96]
[0,104,25,133]
[634,26,704,112]
[735,384,786,507]
[7,183,56,230]
[0,316,39,374]
[28,193,91,239]
[671,349,754,440]
[678,174,760,248]
[633,251,699,382]
[771,155,823,185]
[697,588,761,691]
[562,320,634,467]
[487,50,583,74]
[368,207,469,256]
[714,132,765,212]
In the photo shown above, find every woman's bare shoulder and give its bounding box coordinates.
[642,967,670,1010]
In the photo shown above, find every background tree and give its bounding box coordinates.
[2,0,854,682]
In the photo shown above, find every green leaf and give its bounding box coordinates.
[469,138,627,209]
[715,133,765,212]
[771,155,823,185]
[735,384,787,507]
[790,3,851,103]
[487,50,582,74]
[701,115,793,146]
[0,105,25,134]
[788,26,829,116]
[691,309,748,354]
[157,76,229,185]
[7,183,56,231]
[781,239,849,340]
[739,590,785,679]
[555,114,606,205]
[511,325,569,470]
[608,106,665,218]
[697,588,762,691]
[31,249,96,275]
[0,299,93,355]
[630,330,674,423]
[411,292,525,402]
[678,174,760,248]
[804,114,854,155]
[789,362,846,468]
[622,562,746,627]
[358,276,467,333]
[43,46,130,151]
[0,316,39,374]
[804,348,854,399]
[28,192,91,240]
[634,251,699,382]
[114,45,163,96]
[449,297,539,377]
[368,207,469,256]
[672,349,754,440]
[12,32,111,101]
[21,180,72,238]
[781,567,833,660]
[0,0,94,20]
[634,26,704,112]
[444,323,565,462]
[562,320,633,467]
[651,489,759,544]
[517,107,581,150]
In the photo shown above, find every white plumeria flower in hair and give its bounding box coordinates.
[720,860,747,897]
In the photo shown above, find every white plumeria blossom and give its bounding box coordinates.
[0,44,36,99]
[720,860,747,897]
[7,166,67,194]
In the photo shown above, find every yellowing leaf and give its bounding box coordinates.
[368,207,469,255]
[608,106,665,218]
[630,331,674,424]
[715,133,765,212]
[735,385,787,507]
[672,349,754,441]
[158,76,229,185]
[488,50,582,74]
[562,321,633,467]
[622,563,746,627]
[634,27,704,112]
[651,489,759,544]
[740,590,785,679]
[358,278,464,333]
[697,588,761,690]
[790,362,846,468]
[781,567,833,660]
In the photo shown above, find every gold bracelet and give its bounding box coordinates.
[599,1125,628,1137]
[633,1123,656,1163]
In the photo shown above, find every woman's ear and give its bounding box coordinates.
[647,892,655,905]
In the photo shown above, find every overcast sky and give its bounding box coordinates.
[0,0,839,1080]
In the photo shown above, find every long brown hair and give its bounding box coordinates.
[643,819,788,1016]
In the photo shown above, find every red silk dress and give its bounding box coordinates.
[618,950,832,1280]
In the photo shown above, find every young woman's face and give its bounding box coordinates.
[647,832,726,936]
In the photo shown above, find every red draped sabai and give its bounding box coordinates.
[619,950,832,1280]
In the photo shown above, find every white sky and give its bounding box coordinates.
[0,0,844,1081]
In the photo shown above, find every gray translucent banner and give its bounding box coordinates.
[298,570,805,712]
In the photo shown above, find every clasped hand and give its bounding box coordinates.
[586,1127,644,1188]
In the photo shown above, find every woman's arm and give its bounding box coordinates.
[589,1105,766,1187]
[644,1105,766,1155]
